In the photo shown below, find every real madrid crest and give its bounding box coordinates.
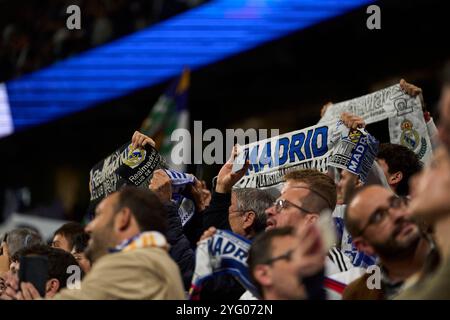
[122,144,147,169]
[348,129,362,143]
[400,119,427,159]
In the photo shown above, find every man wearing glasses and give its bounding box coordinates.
[264,169,361,299]
[248,226,325,300]
[343,185,432,299]
[265,170,354,275]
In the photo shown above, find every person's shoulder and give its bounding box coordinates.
[94,247,172,268]
[342,273,380,300]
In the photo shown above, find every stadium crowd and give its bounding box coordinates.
[0,74,450,300]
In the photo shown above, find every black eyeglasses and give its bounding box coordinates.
[272,199,313,214]
[357,195,409,236]
[264,248,295,265]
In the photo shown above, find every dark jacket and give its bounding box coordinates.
[198,191,245,300]
[182,207,205,249]
[182,191,232,249]
[202,191,232,231]
[165,202,195,290]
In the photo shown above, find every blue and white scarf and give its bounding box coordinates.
[164,169,197,227]
[189,229,257,299]
[328,125,379,183]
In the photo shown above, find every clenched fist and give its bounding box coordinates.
[149,169,172,203]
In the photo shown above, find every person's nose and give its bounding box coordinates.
[85,221,94,235]
[266,205,276,217]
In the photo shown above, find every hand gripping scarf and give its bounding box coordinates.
[189,229,258,300]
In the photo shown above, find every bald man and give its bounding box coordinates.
[342,185,431,300]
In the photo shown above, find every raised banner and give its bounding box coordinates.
[234,84,431,190]
[233,123,333,189]
[89,142,162,205]
[320,84,431,162]
[328,126,379,183]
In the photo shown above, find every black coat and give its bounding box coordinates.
[165,202,195,290]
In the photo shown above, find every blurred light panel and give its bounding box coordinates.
[1,0,373,137]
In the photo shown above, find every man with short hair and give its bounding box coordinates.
[193,149,275,300]
[265,169,353,274]
[248,225,325,300]
[228,188,273,239]
[248,227,305,300]
[266,169,337,231]
[52,222,91,273]
[342,185,431,299]
[52,222,87,253]
[376,143,422,196]
[265,169,360,299]
[202,148,274,238]
[15,186,185,300]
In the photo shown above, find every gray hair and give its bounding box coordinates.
[233,188,275,234]
[5,228,44,257]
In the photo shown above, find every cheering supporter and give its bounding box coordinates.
[202,148,274,238]
[200,146,274,237]
[6,187,185,300]
[51,222,91,273]
[52,222,86,252]
[331,84,425,268]
[148,169,196,290]
[248,225,325,300]
[188,147,275,300]
[3,71,450,302]
[265,169,363,298]
[342,185,433,299]
[375,143,422,196]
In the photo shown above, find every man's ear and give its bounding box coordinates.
[353,237,376,256]
[388,171,403,185]
[45,279,60,298]
[304,213,319,225]
[115,207,132,232]
[253,264,272,289]
[243,211,256,230]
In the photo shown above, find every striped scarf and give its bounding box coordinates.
[110,231,169,253]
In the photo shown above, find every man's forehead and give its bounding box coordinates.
[281,184,311,201]
[271,235,296,254]
[53,234,64,240]
[281,180,310,193]
[96,192,118,212]
[351,186,392,216]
